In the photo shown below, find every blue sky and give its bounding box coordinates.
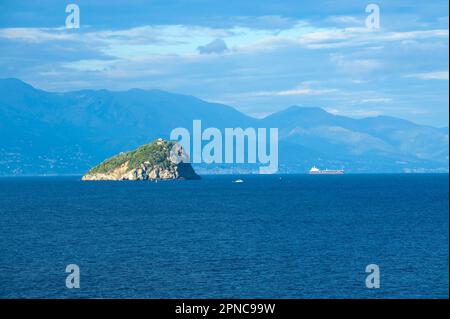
[0,0,448,126]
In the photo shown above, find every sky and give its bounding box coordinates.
[0,0,448,127]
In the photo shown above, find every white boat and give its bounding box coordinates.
[233,179,244,183]
[309,166,344,174]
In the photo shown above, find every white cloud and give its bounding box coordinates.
[330,53,382,73]
[359,98,393,104]
[328,108,384,118]
[240,86,338,97]
[298,28,449,49]
[405,71,449,80]
[0,22,447,60]
[62,59,120,72]
[325,16,362,26]
[0,27,74,42]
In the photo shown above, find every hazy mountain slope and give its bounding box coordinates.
[0,78,255,175]
[262,106,449,172]
[0,78,448,175]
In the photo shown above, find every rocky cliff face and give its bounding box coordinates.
[82,139,199,181]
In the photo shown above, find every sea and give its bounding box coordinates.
[0,174,448,298]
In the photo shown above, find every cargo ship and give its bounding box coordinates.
[309,166,344,174]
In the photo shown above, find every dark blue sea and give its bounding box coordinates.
[0,174,448,298]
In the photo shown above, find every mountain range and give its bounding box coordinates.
[0,78,448,175]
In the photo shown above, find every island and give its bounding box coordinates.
[82,138,200,181]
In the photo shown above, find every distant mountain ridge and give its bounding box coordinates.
[0,78,448,175]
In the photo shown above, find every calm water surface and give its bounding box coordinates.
[0,174,448,298]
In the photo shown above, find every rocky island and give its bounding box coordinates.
[82,139,200,181]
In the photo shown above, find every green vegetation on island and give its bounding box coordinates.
[87,139,174,175]
[83,139,199,181]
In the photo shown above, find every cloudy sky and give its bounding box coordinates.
[0,0,448,126]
